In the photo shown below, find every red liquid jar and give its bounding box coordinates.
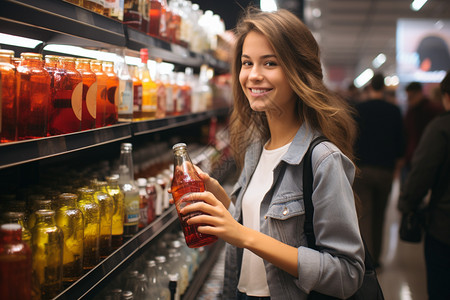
[0,223,32,300]
[46,56,83,135]
[76,58,97,130]
[17,53,51,140]
[90,60,108,128]
[0,50,17,142]
[171,143,218,248]
[103,61,119,126]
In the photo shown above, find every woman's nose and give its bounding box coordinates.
[249,66,263,81]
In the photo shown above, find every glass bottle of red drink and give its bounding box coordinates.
[0,49,17,143]
[148,0,162,37]
[0,223,32,300]
[76,58,97,130]
[103,61,119,126]
[17,52,51,140]
[90,60,107,128]
[47,56,83,135]
[171,143,217,248]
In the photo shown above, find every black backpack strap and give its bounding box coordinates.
[303,136,329,249]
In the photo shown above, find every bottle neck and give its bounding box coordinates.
[119,150,135,182]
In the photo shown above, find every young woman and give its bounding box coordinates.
[178,8,364,299]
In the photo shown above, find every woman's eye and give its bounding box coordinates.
[265,61,277,67]
[241,60,252,66]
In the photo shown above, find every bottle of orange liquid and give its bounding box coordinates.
[90,60,108,128]
[0,49,17,142]
[76,58,97,130]
[17,53,51,140]
[103,61,119,125]
[129,65,143,120]
[138,49,157,119]
[171,143,218,248]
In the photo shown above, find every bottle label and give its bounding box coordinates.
[72,82,83,121]
[119,80,133,114]
[87,81,97,118]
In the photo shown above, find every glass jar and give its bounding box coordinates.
[16,52,51,140]
[91,180,114,258]
[1,211,31,247]
[0,49,17,142]
[55,193,84,283]
[77,187,100,270]
[90,60,108,128]
[0,223,32,300]
[103,61,119,125]
[31,210,64,299]
[106,175,125,249]
[76,58,97,130]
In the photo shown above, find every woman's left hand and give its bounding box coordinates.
[180,191,246,248]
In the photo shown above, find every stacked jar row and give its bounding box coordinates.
[0,50,119,143]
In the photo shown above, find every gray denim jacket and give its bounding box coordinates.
[223,125,364,299]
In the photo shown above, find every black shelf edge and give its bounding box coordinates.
[0,123,132,170]
[0,108,230,170]
[0,0,126,48]
[54,206,179,300]
[131,107,231,136]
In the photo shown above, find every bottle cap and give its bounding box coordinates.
[172,142,187,150]
[121,143,133,151]
[137,178,147,186]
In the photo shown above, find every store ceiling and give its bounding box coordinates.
[302,0,450,88]
[199,0,450,89]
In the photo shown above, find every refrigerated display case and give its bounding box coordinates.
[0,1,232,298]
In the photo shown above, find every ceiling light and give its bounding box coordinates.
[354,68,374,88]
[372,53,386,68]
[0,33,43,49]
[261,0,277,12]
[410,0,428,11]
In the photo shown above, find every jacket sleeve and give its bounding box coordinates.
[398,119,446,212]
[296,143,365,298]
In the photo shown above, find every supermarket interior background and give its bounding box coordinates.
[0,0,450,299]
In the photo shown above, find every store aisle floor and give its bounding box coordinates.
[196,177,429,300]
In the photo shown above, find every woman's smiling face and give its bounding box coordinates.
[239,31,297,115]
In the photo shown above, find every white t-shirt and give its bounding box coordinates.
[237,142,291,296]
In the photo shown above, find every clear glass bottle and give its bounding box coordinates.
[148,176,163,217]
[0,49,17,142]
[47,56,84,135]
[114,48,134,121]
[144,177,156,224]
[77,187,100,270]
[17,52,51,140]
[0,223,32,300]
[103,61,119,125]
[134,273,149,300]
[155,255,171,299]
[92,180,114,258]
[138,48,157,119]
[118,143,140,238]
[76,58,97,130]
[90,60,108,128]
[146,259,170,300]
[171,143,217,248]
[31,210,64,299]
[106,175,124,249]
[55,193,84,283]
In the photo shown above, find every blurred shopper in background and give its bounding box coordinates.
[177,7,365,299]
[353,73,405,267]
[401,81,444,183]
[398,71,450,300]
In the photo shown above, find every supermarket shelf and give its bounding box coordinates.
[0,0,230,71]
[0,108,230,170]
[0,123,132,170]
[131,107,230,136]
[54,206,179,300]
